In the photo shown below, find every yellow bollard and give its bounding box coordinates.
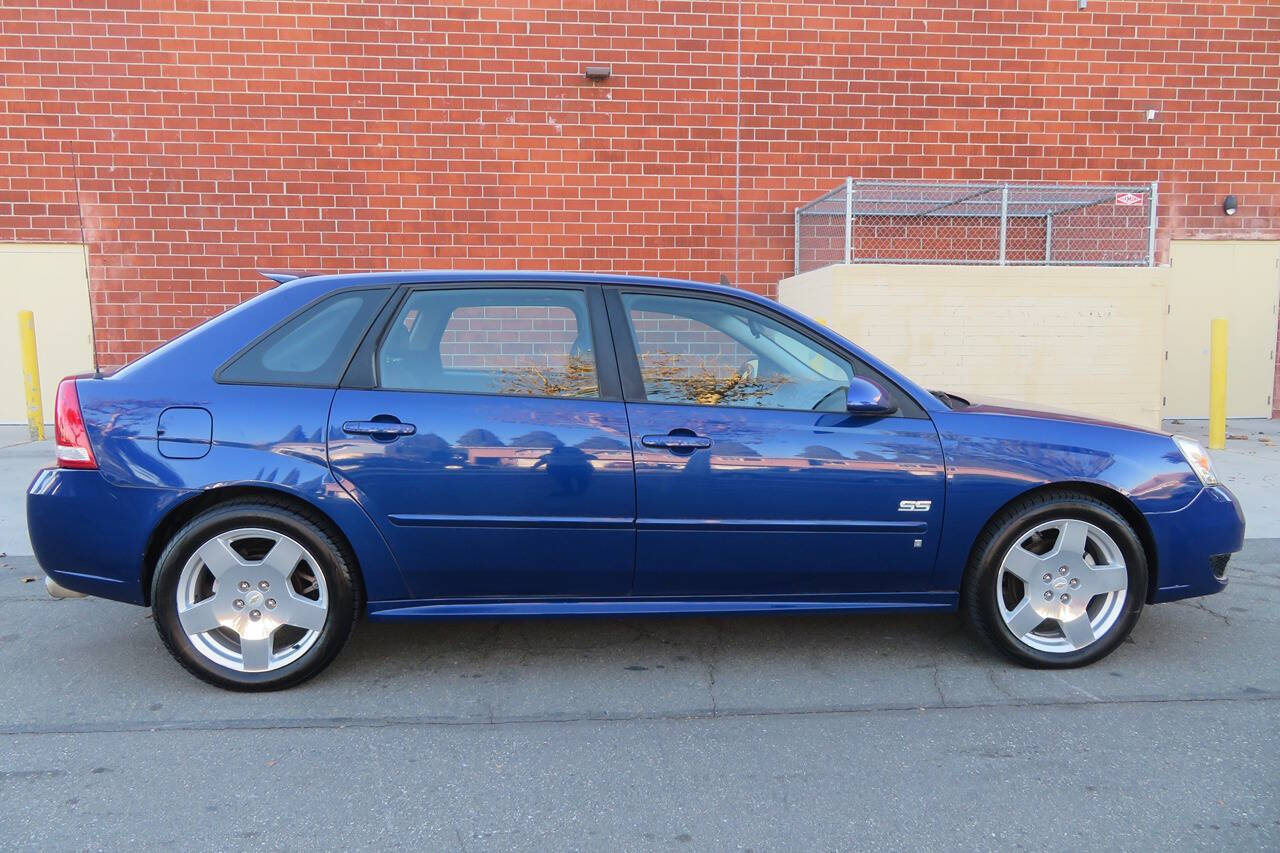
[1208,317,1227,450]
[18,310,45,441]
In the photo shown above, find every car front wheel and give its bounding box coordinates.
[962,491,1148,668]
[151,499,360,690]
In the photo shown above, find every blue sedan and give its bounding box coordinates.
[28,272,1244,690]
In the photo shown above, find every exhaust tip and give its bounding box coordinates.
[45,576,87,599]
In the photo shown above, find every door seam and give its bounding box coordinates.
[598,286,641,595]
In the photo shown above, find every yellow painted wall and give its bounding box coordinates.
[1163,240,1279,419]
[779,263,1169,430]
[0,244,96,424]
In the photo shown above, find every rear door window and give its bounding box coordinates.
[377,288,600,399]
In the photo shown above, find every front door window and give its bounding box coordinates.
[620,292,853,412]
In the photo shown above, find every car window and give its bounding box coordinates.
[219,289,388,386]
[378,288,599,398]
[620,292,854,412]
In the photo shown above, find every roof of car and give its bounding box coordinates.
[115,267,946,417]
[267,269,742,298]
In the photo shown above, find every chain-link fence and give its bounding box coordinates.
[794,180,1157,274]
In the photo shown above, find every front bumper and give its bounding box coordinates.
[1144,484,1245,603]
[27,467,193,605]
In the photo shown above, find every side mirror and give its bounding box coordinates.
[846,377,897,416]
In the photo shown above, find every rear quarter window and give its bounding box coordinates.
[218,288,388,386]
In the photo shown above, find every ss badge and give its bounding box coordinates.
[898,500,932,512]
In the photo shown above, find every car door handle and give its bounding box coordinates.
[342,420,417,438]
[641,433,712,451]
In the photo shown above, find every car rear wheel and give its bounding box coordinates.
[152,500,360,690]
[962,491,1147,668]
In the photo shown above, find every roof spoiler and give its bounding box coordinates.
[258,270,312,285]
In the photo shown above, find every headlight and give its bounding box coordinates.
[1172,435,1220,486]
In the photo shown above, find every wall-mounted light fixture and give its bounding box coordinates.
[1223,195,1238,216]
[1145,108,1158,121]
[584,66,611,81]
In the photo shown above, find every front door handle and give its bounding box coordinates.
[641,433,712,452]
[342,419,417,438]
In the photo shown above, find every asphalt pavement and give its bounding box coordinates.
[1,541,1277,850]
[1,424,1278,850]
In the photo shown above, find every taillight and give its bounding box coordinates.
[54,378,97,469]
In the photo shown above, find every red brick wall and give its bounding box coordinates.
[2,1,1278,400]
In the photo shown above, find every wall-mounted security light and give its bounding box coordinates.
[584,66,611,81]
[1223,195,1238,216]
[1077,0,1087,8]
[1145,108,1158,120]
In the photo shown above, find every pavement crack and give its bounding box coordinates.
[1173,598,1231,625]
[930,664,948,706]
[703,620,724,718]
[983,666,1018,700]
[1049,672,1102,702]
[706,658,719,717]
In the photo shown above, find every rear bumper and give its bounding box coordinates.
[1145,484,1245,603]
[26,468,192,605]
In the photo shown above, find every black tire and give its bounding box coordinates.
[961,490,1148,668]
[151,499,361,691]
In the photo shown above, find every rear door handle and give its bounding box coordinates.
[641,433,712,451]
[342,420,417,438]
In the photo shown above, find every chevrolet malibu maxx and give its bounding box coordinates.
[28,272,1244,690]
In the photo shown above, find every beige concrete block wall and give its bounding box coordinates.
[1163,240,1279,419]
[0,244,96,424]
[779,264,1169,430]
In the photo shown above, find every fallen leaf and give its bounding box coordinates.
[20,576,37,583]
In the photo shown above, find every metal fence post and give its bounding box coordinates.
[1045,214,1053,263]
[794,209,801,276]
[843,177,853,264]
[998,186,1009,265]
[1147,181,1158,266]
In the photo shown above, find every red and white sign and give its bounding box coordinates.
[1115,192,1144,206]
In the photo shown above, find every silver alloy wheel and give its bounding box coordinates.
[996,518,1128,653]
[175,527,329,673]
